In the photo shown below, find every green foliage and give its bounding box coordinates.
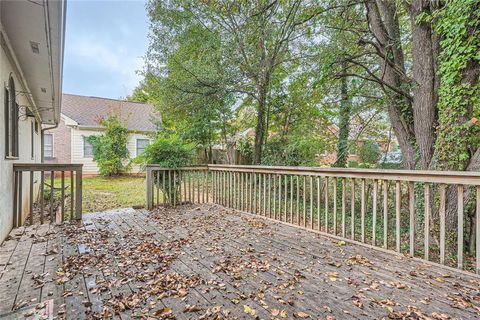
[135,132,194,204]
[434,1,480,170]
[237,138,254,164]
[87,114,130,176]
[359,141,381,165]
[262,134,327,167]
[135,132,195,168]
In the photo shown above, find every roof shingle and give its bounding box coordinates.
[62,93,158,132]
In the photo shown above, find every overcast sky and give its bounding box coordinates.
[63,0,148,99]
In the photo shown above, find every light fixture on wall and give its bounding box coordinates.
[30,41,40,54]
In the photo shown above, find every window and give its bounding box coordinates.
[83,136,93,158]
[44,134,53,158]
[4,76,19,158]
[136,138,149,156]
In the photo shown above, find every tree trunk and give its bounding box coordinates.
[410,0,439,170]
[254,85,267,164]
[364,0,416,169]
[334,69,350,168]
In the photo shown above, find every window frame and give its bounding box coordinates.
[43,133,54,159]
[83,136,94,158]
[136,138,150,156]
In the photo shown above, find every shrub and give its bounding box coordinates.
[136,133,195,167]
[359,140,381,165]
[87,114,130,176]
[135,133,195,204]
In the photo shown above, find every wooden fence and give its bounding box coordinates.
[13,163,83,227]
[146,164,480,274]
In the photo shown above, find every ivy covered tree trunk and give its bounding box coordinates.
[334,71,350,168]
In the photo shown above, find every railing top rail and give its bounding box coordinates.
[146,165,209,171]
[13,163,83,172]
[207,164,480,185]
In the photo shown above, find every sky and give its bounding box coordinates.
[63,0,149,99]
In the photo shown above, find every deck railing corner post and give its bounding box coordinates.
[146,165,154,210]
[75,166,83,221]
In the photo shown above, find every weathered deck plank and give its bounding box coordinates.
[0,204,479,319]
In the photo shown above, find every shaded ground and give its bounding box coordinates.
[0,204,479,319]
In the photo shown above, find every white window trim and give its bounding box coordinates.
[83,136,94,158]
[135,138,150,157]
[44,133,54,158]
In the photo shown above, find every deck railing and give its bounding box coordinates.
[146,164,480,274]
[13,163,83,227]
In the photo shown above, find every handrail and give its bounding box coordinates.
[207,164,480,185]
[13,163,83,171]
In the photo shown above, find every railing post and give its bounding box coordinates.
[75,166,82,220]
[146,166,153,210]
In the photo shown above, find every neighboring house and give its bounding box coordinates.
[318,124,399,165]
[44,94,158,175]
[0,0,65,242]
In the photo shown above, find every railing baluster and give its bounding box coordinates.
[70,171,73,219]
[263,174,266,215]
[163,170,166,206]
[395,180,401,252]
[476,185,480,274]
[174,171,177,207]
[317,176,321,231]
[268,174,272,217]
[439,184,446,264]
[373,179,378,246]
[50,171,54,223]
[41,171,45,224]
[409,181,415,256]
[296,176,300,225]
[333,177,337,235]
[156,171,160,208]
[303,176,307,228]
[310,176,314,229]
[61,171,65,223]
[361,179,366,242]
[285,176,288,222]
[29,171,34,225]
[383,180,388,249]
[342,178,346,237]
[351,178,355,240]
[198,171,201,205]
[254,172,257,214]
[457,184,464,269]
[273,175,277,219]
[325,177,329,233]
[424,184,430,261]
[290,175,294,224]
[278,175,282,220]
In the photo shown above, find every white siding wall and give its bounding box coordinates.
[0,30,42,242]
[71,128,151,174]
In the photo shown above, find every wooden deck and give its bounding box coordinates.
[1,205,479,319]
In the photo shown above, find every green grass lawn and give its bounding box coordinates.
[56,175,146,213]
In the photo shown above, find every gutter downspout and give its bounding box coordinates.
[41,123,58,163]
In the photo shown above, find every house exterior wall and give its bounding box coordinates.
[43,117,71,163]
[71,127,151,175]
[0,29,42,242]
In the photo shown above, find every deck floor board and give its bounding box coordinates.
[0,204,479,319]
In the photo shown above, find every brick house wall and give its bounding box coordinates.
[44,117,71,164]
